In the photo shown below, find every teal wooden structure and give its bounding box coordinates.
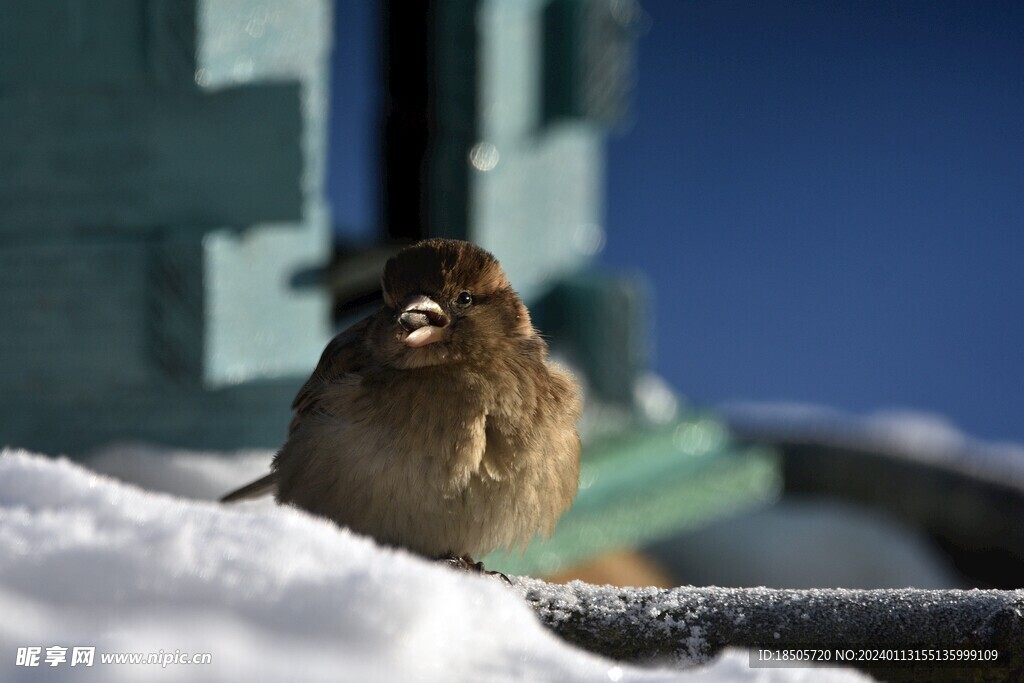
[1,0,332,453]
[1,0,779,574]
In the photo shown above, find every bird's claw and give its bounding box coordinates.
[441,555,512,584]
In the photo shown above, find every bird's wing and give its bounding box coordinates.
[289,312,375,434]
[219,312,377,504]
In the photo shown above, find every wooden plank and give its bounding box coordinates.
[0,379,302,455]
[0,240,157,396]
[0,1,164,87]
[0,85,303,238]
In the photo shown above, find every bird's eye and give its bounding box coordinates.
[455,291,473,307]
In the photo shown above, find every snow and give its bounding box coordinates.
[720,402,1024,486]
[0,447,871,682]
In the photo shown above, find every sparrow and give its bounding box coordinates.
[221,238,582,571]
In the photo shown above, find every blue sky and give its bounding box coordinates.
[599,1,1023,441]
[327,1,1024,442]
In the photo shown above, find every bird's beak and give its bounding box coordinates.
[398,295,450,348]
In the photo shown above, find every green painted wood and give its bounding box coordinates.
[202,211,332,387]
[0,0,332,92]
[542,0,638,125]
[0,240,158,397]
[534,272,650,405]
[149,236,207,384]
[0,86,303,237]
[0,379,302,455]
[196,0,333,207]
[0,0,195,88]
[0,223,329,391]
[0,0,333,453]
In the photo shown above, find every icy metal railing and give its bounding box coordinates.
[514,578,1024,682]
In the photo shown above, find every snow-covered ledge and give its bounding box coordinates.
[4,446,1020,682]
[514,577,1024,681]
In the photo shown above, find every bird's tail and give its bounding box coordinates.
[219,473,277,503]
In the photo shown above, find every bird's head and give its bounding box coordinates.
[371,239,535,369]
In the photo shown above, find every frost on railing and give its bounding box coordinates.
[513,578,1024,682]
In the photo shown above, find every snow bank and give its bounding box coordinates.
[0,448,869,682]
[720,402,1024,486]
